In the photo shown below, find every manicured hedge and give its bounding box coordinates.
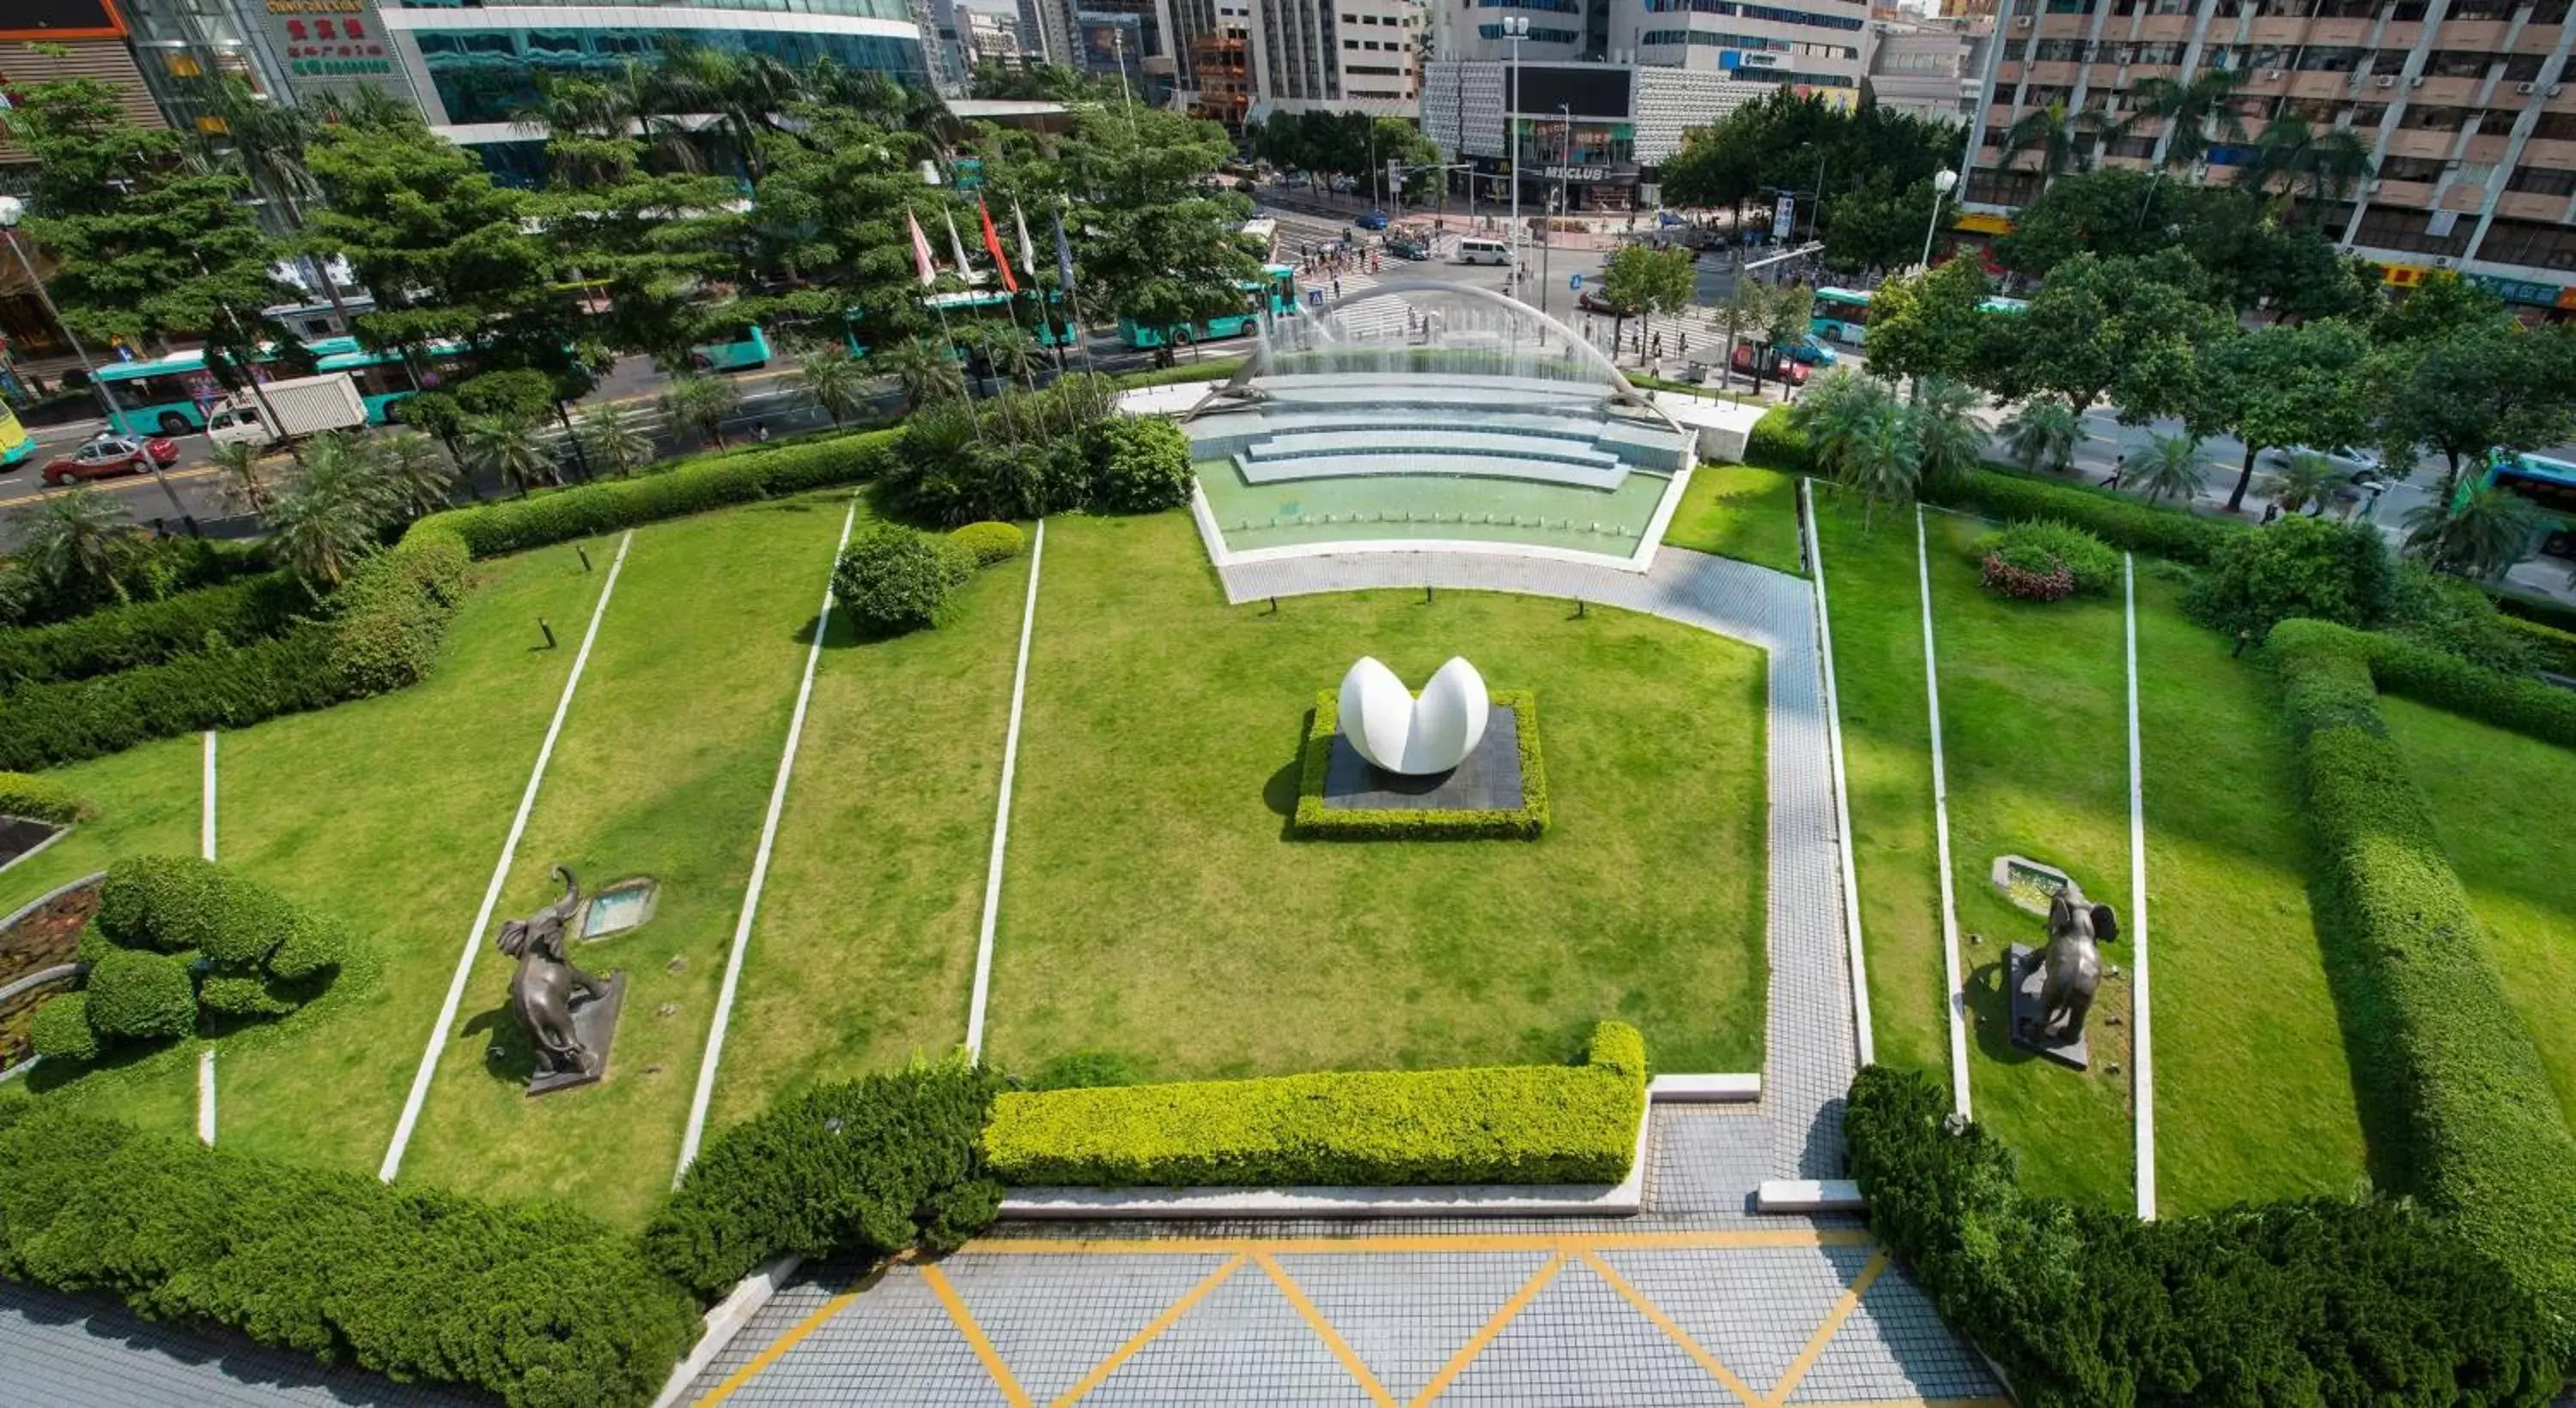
[645,1058,1000,1298]
[327,525,471,695]
[985,1022,1647,1187]
[946,521,1027,566]
[2366,629,2576,749]
[1925,464,2242,566]
[1743,406,1812,473]
[1845,1065,2562,1407]
[0,570,305,689]
[0,1104,698,1408]
[2495,612,2576,677]
[2268,620,2576,1341]
[1109,357,1245,390]
[0,623,346,772]
[1291,689,1549,840]
[0,771,91,823]
[414,429,897,559]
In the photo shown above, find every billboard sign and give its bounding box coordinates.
[0,1,128,41]
[261,0,404,94]
[1771,194,1795,240]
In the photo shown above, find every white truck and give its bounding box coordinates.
[203,372,368,451]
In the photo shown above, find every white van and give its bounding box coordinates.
[1455,237,1513,266]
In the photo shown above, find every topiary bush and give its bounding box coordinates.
[2186,513,2394,636]
[81,949,197,1043]
[197,974,297,1018]
[1989,519,2119,594]
[645,1057,1002,1298]
[947,520,1027,567]
[1085,416,1194,513]
[26,992,98,1062]
[80,856,354,1053]
[831,524,973,638]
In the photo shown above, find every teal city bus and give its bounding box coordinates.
[1809,286,2027,347]
[2483,451,2576,560]
[839,288,1080,357]
[1121,264,1297,349]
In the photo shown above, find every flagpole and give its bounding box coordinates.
[1054,205,1099,375]
[911,203,984,441]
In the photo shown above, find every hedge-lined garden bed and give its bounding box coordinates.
[1291,689,1549,840]
[985,1022,1646,1187]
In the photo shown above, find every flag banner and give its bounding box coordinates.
[1013,200,1039,278]
[907,208,937,287]
[1054,209,1078,294]
[978,201,1019,294]
[945,210,975,282]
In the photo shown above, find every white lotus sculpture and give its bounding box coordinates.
[1339,656,1490,775]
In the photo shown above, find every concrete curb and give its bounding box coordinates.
[1803,476,1874,1070]
[1755,1179,1864,1214]
[1916,506,1973,1120]
[649,1254,803,1408]
[1648,1072,1760,1102]
[0,821,71,882]
[2125,554,2156,1222]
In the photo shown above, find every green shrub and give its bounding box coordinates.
[947,521,1027,567]
[82,949,197,1043]
[986,1022,1647,1187]
[2366,631,2576,750]
[645,1058,1001,1297]
[1978,540,2076,601]
[1923,464,2241,565]
[2386,564,2541,676]
[265,910,350,982]
[411,428,898,559]
[831,524,971,637]
[0,571,306,690]
[2186,514,2393,635]
[0,624,346,773]
[94,854,349,1016]
[1027,1050,1145,1090]
[1988,519,2119,594]
[327,527,471,694]
[197,974,296,1017]
[1085,416,1194,513]
[0,772,91,823]
[1109,357,1245,390]
[1845,1065,2562,1408]
[26,992,97,1063]
[0,1107,697,1408]
[1743,406,1813,473]
[1291,690,1550,840]
[2268,623,2576,1338]
[0,534,268,631]
[2496,612,2576,677]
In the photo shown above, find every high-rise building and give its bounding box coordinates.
[1437,0,1870,106]
[1962,0,2576,318]
[1421,58,1780,209]
[964,8,1028,64]
[1020,0,1079,63]
[1868,14,1987,120]
[1249,0,1426,117]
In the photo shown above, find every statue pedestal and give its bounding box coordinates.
[2006,944,2090,1071]
[526,972,626,1096]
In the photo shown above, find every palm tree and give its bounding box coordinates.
[659,374,741,449]
[2002,398,2086,476]
[1906,378,1988,489]
[1841,396,1922,531]
[372,434,459,519]
[795,347,872,429]
[10,489,137,604]
[268,441,385,592]
[463,416,560,496]
[977,324,1042,394]
[2129,66,2251,171]
[1786,368,1872,479]
[2403,485,2543,580]
[1998,102,2111,191]
[876,337,969,413]
[207,440,276,518]
[2270,451,2341,514]
[2134,432,2209,505]
[2239,116,2374,221]
[576,401,656,475]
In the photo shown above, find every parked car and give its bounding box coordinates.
[1385,235,1431,260]
[1783,337,1839,367]
[2267,444,2382,479]
[1353,209,1390,231]
[42,434,179,486]
[1732,344,1811,385]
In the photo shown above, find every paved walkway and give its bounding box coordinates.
[688,547,2002,1406]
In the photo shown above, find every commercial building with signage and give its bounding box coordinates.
[1437,0,1870,105]
[1422,58,1781,209]
[1961,0,2576,319]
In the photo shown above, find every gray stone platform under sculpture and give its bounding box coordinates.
[1323,708,1523,811]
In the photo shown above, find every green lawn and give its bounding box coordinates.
[1662,466,1804,575]
[706,535,1031,1129]
[981,511,1770,1080]
[2134,571,2365,1213]
[1810,492,1947,1086]
[2383,697,2576,1131]
[1922,509,2134,1210]
[402,495,848,1227]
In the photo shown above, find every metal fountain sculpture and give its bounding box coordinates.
[497,865,625,1095]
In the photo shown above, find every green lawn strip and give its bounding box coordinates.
[0,735,201,917]
[2132,570,2365,1213]
[2381,696,2576,1132]
[207,545,609,1176]
[982,512,1768,1082]
[705,537,1032,1129]
[1923,508,2134,1210]
[1661,466,1805,575]
[1810,490,1947,1085]
[403,495,847,1227]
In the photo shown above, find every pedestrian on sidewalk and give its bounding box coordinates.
[1333,276,1342,300]
[2103,452,2126,489]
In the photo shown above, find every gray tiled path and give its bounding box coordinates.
[688,546,2003,1406]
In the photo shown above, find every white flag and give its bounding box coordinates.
[945,210,975,280]
[1013,200,1039,278]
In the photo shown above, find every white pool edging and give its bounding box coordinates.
[1187,469,1688,579]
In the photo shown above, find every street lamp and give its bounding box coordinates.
[1920,167,1959,270]
[1503,16,1527,300]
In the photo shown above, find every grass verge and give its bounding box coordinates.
[1662,466,1805,575]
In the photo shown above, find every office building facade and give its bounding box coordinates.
[1421,58,1779,207]
[1245,0,1425,116]
[1434,0,1869,106]
[1963,0,2576,314]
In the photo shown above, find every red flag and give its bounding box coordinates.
[978,201,1019,294]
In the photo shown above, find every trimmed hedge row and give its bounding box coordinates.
[1291,689,1550,840]
[2268,620,2576,1343]
[984,1022,1647,1187]
[2366,628,2576,748]
[1743,406,1812,472]
[1846,1065,2561,1407]
[1925,464,2242,566]
[414,428,897,559]
[0,1104,698,1408]
[2498,613,2576,677]
[0,771,91,822]
[0,570,305,689]
[645,1058,1000,1298]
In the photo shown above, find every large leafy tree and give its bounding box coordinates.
[1598,244,1694,355]
[1062,106,1260,347]
[1858,257,1992,391]
[1983,250,2233,427]
[745,101,943,351]
[2369,325,2576,494]
[1658,91,1961,269]
[2202,319,2372,513]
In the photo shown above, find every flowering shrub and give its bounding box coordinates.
[1980,542,2076,602]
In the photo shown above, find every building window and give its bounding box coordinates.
[2423,50,2492,78]
[2507,165,2576,197]
[2379,155,2445,181]
[2478,217,2576,270]
[2352,202,2472,257]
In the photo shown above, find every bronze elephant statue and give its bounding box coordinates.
[2031,893,2116,1043]
[497,865,612,1084]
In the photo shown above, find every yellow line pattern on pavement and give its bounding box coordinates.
[1409,1249,1567,1405]
[1765,1250,1889,1406]
[1579,1250,1765,1405]
[692,1288,862,1406]
[920,1262,1035,1408]
[1050,1252,1249,1406]
[966,1229,1874,1257]
[1252,1251,1398,1407]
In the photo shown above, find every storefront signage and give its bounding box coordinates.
[263,0,400,89]
[2465,272,2566,307]
[1542,166,1613,181]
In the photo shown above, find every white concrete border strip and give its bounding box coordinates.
[649,1253,804,1408]
[1648,1072,1761,1102]
[378,531,634,1183]
[965,518,1044,1059]
[1917,506,1971,1120]
[200,731,216,861]
[197,1047,216,1146]
[1802,478,1874,1068]
[2124,553,2155,1221]
[0,824,70,881]
[673,495,863,1184]
[1755,1178,1864,1214]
